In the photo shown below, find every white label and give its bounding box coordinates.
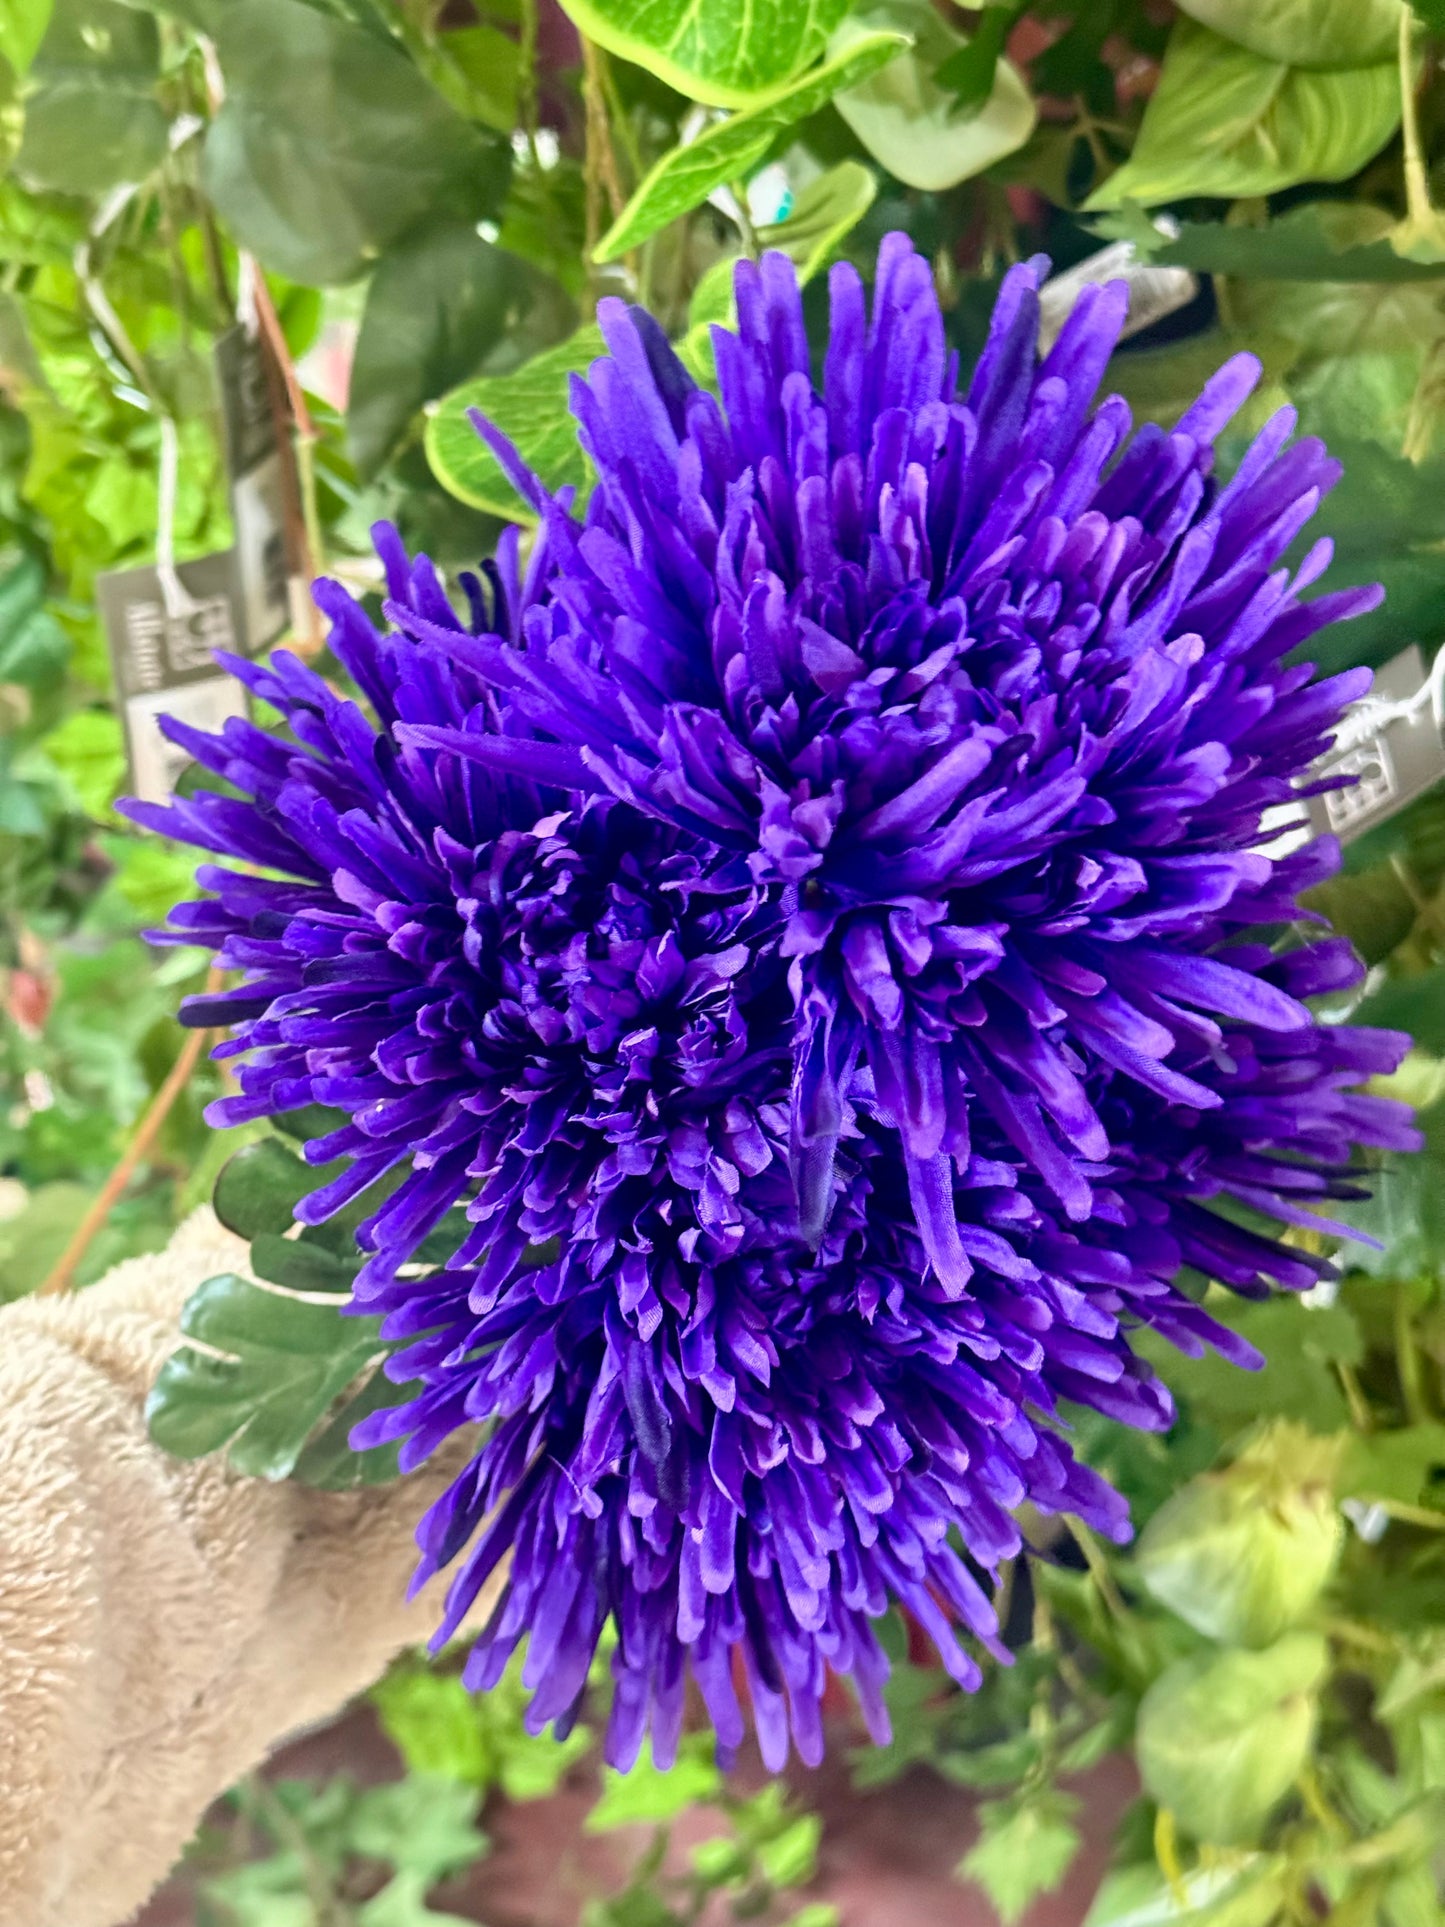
[124,674,249,805]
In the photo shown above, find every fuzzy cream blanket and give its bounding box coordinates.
[0,1208,476,1927]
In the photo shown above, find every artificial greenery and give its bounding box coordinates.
[8,0,1445,1919]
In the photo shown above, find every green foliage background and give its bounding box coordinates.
[7,0,1445,1920]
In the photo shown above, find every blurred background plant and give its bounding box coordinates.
[7,0,1445,1919]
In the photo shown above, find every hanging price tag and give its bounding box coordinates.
[97,552,249,805]
[214,325,291,656]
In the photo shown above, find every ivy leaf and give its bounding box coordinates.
[145,1269,389,1482]
[426,322,605,522]
[555,0,851,108]
[1085,20,1401,211]
[348,223,567,479]
[686,160,878,331]
[1173,0,1405,67]
[830,0,1035,194]
[204,0,510,286]
[959,1791,1082,1924]
[593,33,907,263]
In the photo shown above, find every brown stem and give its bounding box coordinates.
[38,1013,216,1297]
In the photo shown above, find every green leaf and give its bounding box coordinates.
[349,1778,488,1886]
[935,0,1025,115]
[1174,0,1405,67]
[1097,200,1445,282]
[426,322,604,522]
[959,1792,1082,1924]
[1137,1440,1343,1647]
[348,225,556,479]
[248,1230,356,1293]
[762,158,877,279]
[594,33,907,263]
[1141,1296,1362,1431]
[1085,20,1402,211]
[429,22,520,130]
[1137,1632,1328,1846]
[0,0,52,74]
[204,0,510,286]
[686,160,877,332]
[16,0,165,194]
[358,1870,477,1927]
[145,1270,386,1481]
[1340,1423,1445,1507]
[290,1362,410,1488]
[586,1735,723,1830]
[1084,1860,1289,1927]
[0,548,66,685]
[373,1665,491,1788]
[754,1810,822,1888]
[555,0,850,108]
[830,0,1035,194]
[211,1137,318,1240]
[1353,966,1445,1056]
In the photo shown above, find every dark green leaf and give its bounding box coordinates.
[830,0,1034,193]
[211,1137,321,1240]
[291,1362,410,1488]
[1085,19,1401,211]
[426,322,605,522]
[145,1270,385,1480]
[1353,966,1445,1055]
[934,0,1023,116]
[1140,1296,1362,1430]
[0,549,67,685]
[594,32,907,262]
[204,0,510,286]
[248,1230,357,1293]
[349,224,570,479]
[17,0,165,193]
[556,0,851,107]
[1098,201,1445,282]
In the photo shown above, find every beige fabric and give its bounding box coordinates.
[0,1208,480,1927]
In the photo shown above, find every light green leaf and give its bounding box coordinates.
[204,0,510,286]
[959,1792,1082,1924]
[1340,1423,1445,1508]
[430,21,520,131]
[1085,20,1402,210]
[0,0,52,74]
[426,322,604,522]
[1084,1859,1288,1927]
[687,159,877,332]
[1174,0,1405,67]
[358,1871,477,1927]
[594,33,907,263]
[40,708,126,818]
[349,1778,488,1886]
[1140,1295,1362,1431]
[830,0,1035,192]
[556,0,850,108]
[145,1269,386,1481]
[1137,1633,1328,1846]
[586,1734,723,1830]
[348,224,558,479]
[1137,1443,1342,1648]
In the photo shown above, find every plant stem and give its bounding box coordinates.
[1395,1282,1432,1423]
[729,182,762,259]
[1065,1515,1130,1623]
[1400,7,1433,231]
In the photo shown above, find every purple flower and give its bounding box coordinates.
[125,236,1416,1772]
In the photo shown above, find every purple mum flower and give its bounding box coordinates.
[126,235,1416,1771]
